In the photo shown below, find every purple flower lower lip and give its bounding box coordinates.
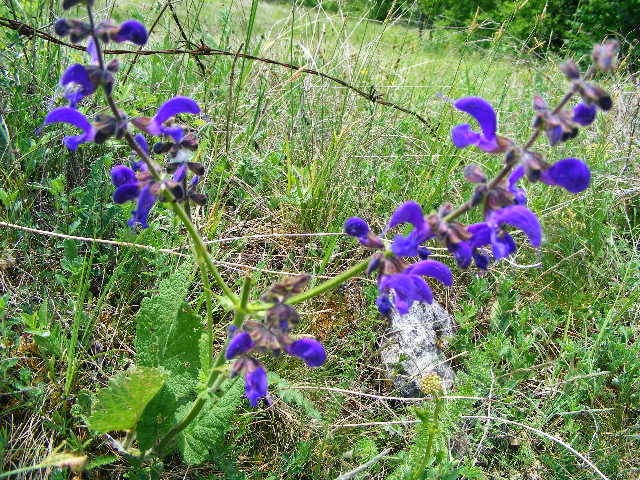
[225,331,255,359]
[378,260,453,314]
[60,64,96,108]
[43,107,96,150]
[489,205,542,248]
[387,201,434,257]
[451,96,499,152]
[127,184,157,229]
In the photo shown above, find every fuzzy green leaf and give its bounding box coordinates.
[178,378,244,465]
[88,366,168,433]
[135,262,206,450]
[270,372,321,420]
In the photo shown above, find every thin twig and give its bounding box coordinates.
[173,231,345,250]
[226,43,244,156]
[284,385,485,402]
[120,0,171,84]
[335,448,391,480]
[168,1,206,76]
[0,220,188,257]
[0,17,436,133]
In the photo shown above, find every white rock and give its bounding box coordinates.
[379,300,455,396]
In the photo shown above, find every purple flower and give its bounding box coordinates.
[111,20,148,45]
[42,107,96,150]
[377,260,452,315]
[60,64,98,107]
[343,217,384,249]
[539,158,590,193]
[287,338,326,367]
[110,165,158,228]
[132,97,201,143]
[225,331,255,359]
[468,205,542,261]
[244,366,268,407]
[572,103,597,127]
[387,201,434,257]
[450,97,500,153]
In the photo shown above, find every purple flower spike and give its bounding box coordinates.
[132,96,201,143]
[244,366,268,407]
[573,103,597,126]
[489,205,542,248]
[112,20,148,45]
[451,97,499,152]
[287,338,326,367]
[60,64,96,107]
[226,331,255,360]
[43,107,96,150]
[540,158,591,194]
[111,165,136,187]
[128,184,157,229]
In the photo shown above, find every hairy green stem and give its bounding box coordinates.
[411,398,443,479]
[199,266,214,370]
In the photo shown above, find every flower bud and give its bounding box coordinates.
[592,40,619,71]
[559,59,580,80]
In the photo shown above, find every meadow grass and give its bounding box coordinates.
[1,0,639,478]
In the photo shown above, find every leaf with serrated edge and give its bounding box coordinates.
[88,366,168,433]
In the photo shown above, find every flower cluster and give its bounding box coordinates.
[345,40,617,317]
[225,276,327,406]
[42,2,206,228]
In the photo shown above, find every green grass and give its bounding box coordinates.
[1,0,639,478]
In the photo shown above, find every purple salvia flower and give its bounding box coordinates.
[343,217,384,249]
[60,64,97,107]
[508,166,528,205]
[225,331,255,359]
[132,97,201,143]
[287,338,326,367]
[450,97,501,153]
[42,107,96,150]
[387,201,434,257]
[111,20,148,45]
[572,103,597,126]
[128,184,157,229]
[468,205,542,261]
[377,260,452,315]
[539,158,590,193]
[245,366,268,407]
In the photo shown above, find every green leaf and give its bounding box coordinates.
[88,366,168,433]
[178,378,244,465]
[135,262,205,450]
[135,261,195,369]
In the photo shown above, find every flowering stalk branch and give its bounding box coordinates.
[442,66,596,224]
[85,3,237,304]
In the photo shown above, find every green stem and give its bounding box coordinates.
[199,265,214,370]
[412,398,443,479]
[286,257,370,306]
